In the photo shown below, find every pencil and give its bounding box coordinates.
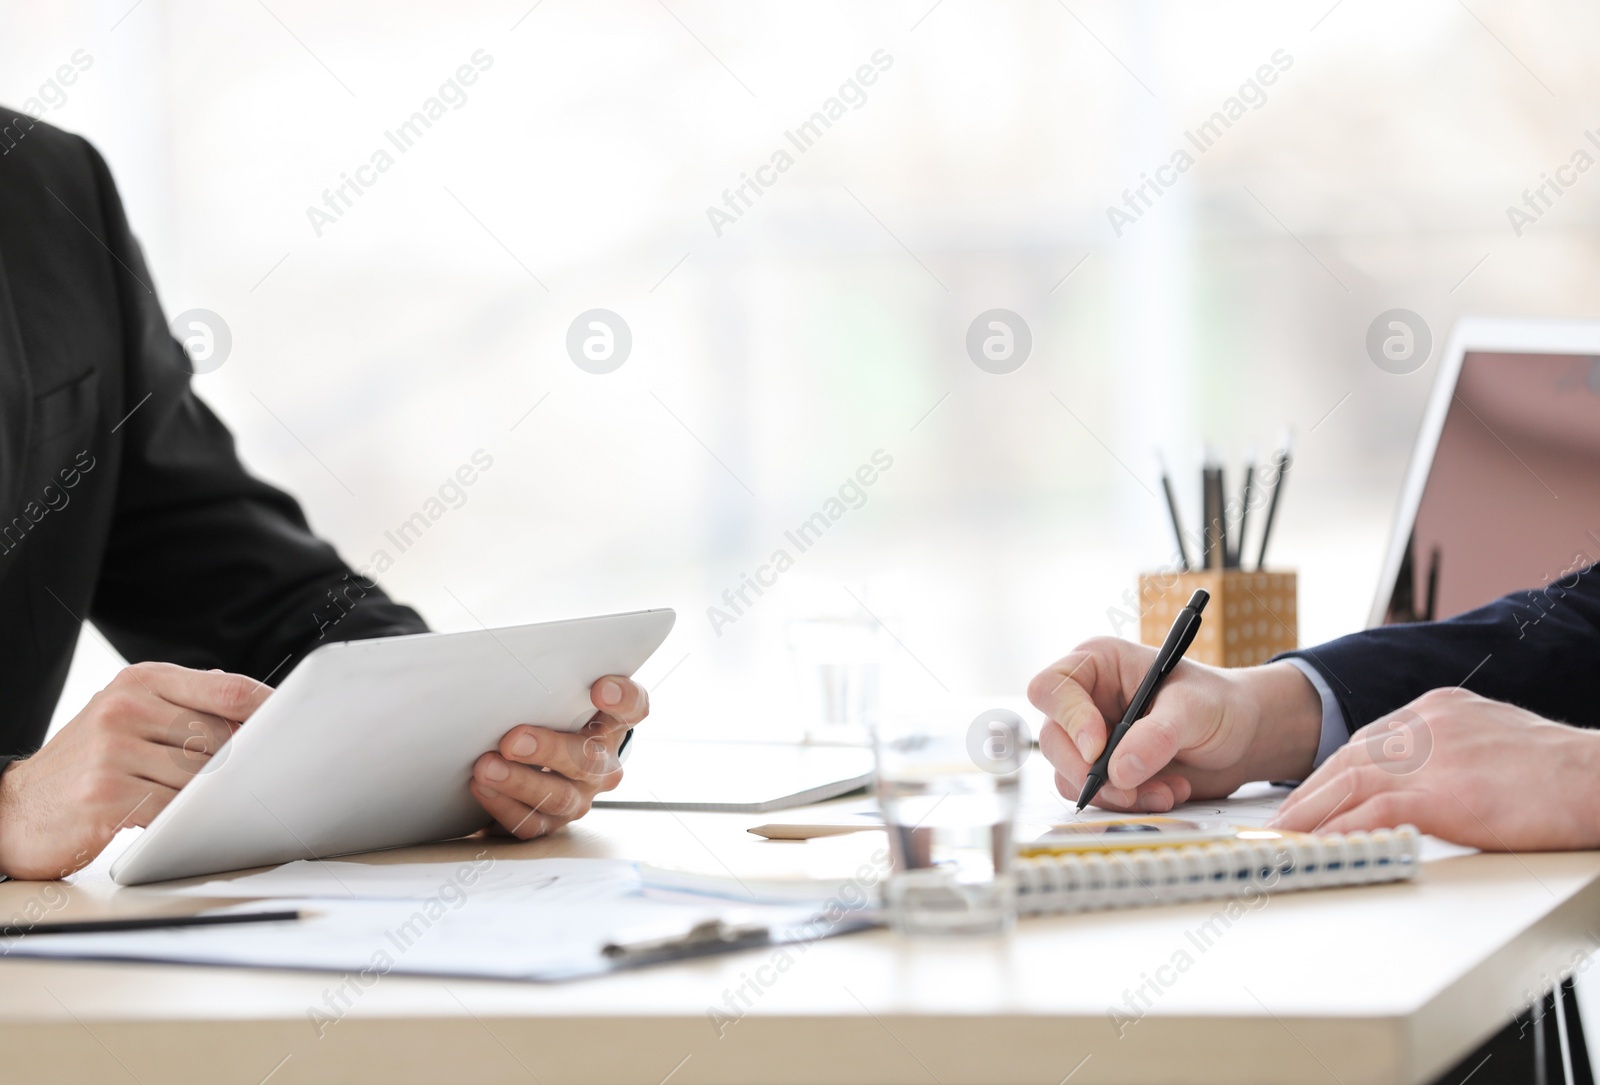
[1202,449,1224,571]
[1255,446,1292,571]
[1156,451,1192,571]
[1234,451,1256,569]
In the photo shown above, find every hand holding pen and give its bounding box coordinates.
[1077,590,1209,810]
[1030,625,1326,814]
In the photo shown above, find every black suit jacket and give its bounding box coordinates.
[0,112,426,766]
[1285,562,1600,735]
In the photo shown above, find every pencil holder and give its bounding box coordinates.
[1137,570,1297,668]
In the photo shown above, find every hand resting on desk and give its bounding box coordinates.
[0,664,651,879]
[1268,687,1600,850]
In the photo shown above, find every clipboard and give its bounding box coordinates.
[2,870,879,985]
[545,910,878,980]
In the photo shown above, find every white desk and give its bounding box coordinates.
[2,800,1598,1084]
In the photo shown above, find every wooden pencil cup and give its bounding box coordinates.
[1138,570,1298,668]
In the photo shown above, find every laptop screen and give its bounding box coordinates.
[1382,352,1600,624]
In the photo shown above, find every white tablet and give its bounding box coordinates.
[110,608,676,885]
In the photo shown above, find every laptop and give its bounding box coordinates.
[1372,317,1600,627]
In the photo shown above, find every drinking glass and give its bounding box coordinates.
[873,708,1026,936]
[786,616,881,746]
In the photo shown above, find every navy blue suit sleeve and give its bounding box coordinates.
[1281,562,1600,736]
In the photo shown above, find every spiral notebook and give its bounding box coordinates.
[1013,821,1422,916]
[639,817,1423,915]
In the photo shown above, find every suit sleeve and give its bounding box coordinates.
[81,142,426,682]
[1280,562,1600,736]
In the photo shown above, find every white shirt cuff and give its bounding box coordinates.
[1282,656,1349,771]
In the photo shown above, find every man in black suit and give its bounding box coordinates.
[1031,562,1600,848]
[0,114,648,880]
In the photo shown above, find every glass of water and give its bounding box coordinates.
[873,708,1026,936]
[786,616,882,746]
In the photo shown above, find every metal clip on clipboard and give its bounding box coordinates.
[590,910,879,977]
[602,918,771,966]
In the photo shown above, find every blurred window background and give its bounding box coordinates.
[4,0,1596,739]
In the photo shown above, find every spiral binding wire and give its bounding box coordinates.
[1012,825,1422,916]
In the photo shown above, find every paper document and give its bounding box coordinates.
[1022,779,1479,863]
[7,858,855,982]
[643,830,890,906]
[172,856,616,902]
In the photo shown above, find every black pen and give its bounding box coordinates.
[1077,589,1209,812]
[0,909,303,939]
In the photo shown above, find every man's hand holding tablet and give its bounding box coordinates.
[0,663,268,880]
[471,674,649,839]
[0,662,651,880]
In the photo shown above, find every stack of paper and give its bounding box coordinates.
[4,858,859,982]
